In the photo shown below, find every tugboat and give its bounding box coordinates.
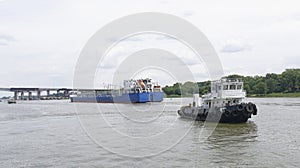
[177,78,257,123]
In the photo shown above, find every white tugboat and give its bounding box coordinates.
[178,78,257,123]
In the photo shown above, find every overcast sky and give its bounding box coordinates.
[1,0,300,94]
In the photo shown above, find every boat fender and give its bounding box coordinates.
[237,104,244,111]
[253,105,257,115]
[224,110,230,117]
[246,104,254,113]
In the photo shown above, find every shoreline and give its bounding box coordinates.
[247,92,300,98]
[165,92,300,98]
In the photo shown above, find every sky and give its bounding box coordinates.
[1,0,300,95]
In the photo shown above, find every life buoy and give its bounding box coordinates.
[237,104,244,111]
[224,110,230,117]
[246,104,254,113]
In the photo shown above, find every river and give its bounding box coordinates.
[0,98,299,167]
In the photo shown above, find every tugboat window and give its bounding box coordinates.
[223,85,228,90]
[237,85,242,90]
[230,85,236,90]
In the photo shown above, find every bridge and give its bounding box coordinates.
[0,87,109,100]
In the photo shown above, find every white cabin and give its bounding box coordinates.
[202,78,246,108]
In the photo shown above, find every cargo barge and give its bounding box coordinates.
[70,78,164,103]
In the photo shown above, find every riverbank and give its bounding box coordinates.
[248,92,300,97]
[164,92,300,98]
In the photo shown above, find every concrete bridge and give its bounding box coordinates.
[0,87,108,100]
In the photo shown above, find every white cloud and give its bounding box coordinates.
[182,11,194,17]
[0,34,15,45]
[220,39,252,53]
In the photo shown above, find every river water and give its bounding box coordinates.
[0,98,299,167]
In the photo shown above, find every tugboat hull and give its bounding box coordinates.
[178,103,257,123]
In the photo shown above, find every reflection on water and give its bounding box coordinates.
[188,121,258,167]
[206,122,258,147]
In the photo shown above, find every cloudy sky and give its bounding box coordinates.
[1,0,300,94]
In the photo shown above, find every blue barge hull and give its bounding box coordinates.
[70,92,163,103]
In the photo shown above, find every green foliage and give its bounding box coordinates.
[181,81,199,95]
[197,81,211,95]
[253,81,268,95]
[162,69,300,97]
[162,81,199,96]
[162,83,182,96]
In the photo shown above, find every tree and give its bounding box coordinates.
[197,81,210,95]
[181,81,198,95]
[162,69,300,96]
[266,78,278,93]
[162,85,173,95]
[173,83,182,95]
[281,69,300,92]
[243,84,251,94]
[253,82,268,95]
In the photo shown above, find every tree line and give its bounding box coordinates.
[162,69,300,96]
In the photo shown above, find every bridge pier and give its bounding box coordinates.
[37,90,41,100]
[21,92,24,100]
[14,91,18,100]
[28,92,32,100]
[63,90,69,97]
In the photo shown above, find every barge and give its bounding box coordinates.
[70,78,164,103]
